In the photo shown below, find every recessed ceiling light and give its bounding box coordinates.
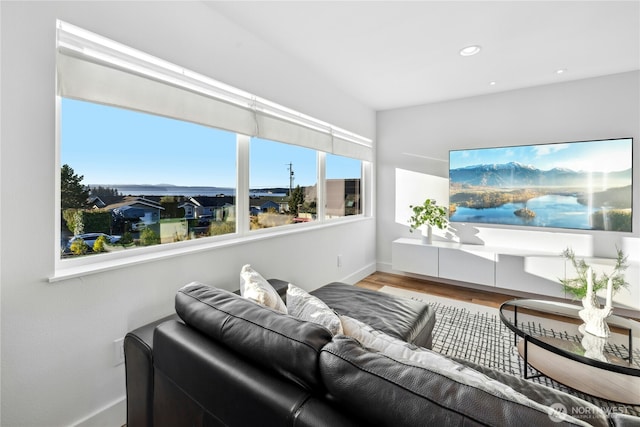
[489,81,497,86]
[459,45,481,56]
[556,69,567,75]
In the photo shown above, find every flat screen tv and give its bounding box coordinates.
[449,138,633,232]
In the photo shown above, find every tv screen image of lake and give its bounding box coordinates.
[448,138,633,232]
[451,194,601,229]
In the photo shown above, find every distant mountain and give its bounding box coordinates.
[450,162,631,188]
[88,184,290,197]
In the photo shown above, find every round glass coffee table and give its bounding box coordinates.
[499,299,640,405]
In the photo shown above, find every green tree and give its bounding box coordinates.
[289,185,305,217]
[62,209,83,235]
[82,211,111,234]
[61,164,90,209]
[160,197,185,219]
[62,209,110,235]
[89,185,120,198]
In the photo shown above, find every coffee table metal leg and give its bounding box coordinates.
[513,306,518,346]
[523,336,543,380]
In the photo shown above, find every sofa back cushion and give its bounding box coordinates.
[320,336,593,427]
[176,282,333,390]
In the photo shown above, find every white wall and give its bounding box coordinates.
[0,2,375,426]
[377,71,640,266]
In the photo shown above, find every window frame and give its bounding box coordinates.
[324,153,365,220]
[52,21,372,281]
[248,136,320,231]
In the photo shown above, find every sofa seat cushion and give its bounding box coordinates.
[320,336,596,427]
[311,282,435,348]
[175,282,333,390]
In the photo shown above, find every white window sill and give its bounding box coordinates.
[50,216,371,283]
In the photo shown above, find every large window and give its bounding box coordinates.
[60,98,237,258]
[249,138,317,229]
[326,154,362,218]
[55,21,372,269]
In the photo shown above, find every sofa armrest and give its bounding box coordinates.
[124,314,180,427]
[153,320,320,427]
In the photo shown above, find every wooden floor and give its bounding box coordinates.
[357,272,640,323]
[356,271,522,309]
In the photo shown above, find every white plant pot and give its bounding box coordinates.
[421,225,433,245]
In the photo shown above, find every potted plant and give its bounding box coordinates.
[559,247,629,301]
[408,199,448,244]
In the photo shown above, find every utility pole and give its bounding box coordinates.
[286,162,294,196]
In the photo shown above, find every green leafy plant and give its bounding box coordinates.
[560,247,629,300]
[408,199,448,232]
[140,228,160,246]
[120,232,134,245]
[69,238,88,256]
[92,235,108,253]
[62,209,85,236]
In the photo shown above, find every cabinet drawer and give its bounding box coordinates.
[392,240,439,277]
[439,247,495,286]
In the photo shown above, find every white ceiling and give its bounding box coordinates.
[207,1,640,111]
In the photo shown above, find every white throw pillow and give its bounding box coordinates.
[239,264,287,314]
[340,315,537,405]
[287,284,343,335]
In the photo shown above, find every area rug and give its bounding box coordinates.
[378,286,640,417]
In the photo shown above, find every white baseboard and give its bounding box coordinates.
[72,396,126,427]
[340,262,377,284]
[376,261,393,273]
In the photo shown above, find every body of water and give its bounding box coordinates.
[106,185,285,197]
[450,194,597,230]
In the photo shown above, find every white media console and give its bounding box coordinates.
[392,237,640,311]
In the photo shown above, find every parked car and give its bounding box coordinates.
[131,221,148,231]
[64,233,121,253]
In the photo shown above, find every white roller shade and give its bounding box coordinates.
[56,20,372,161]
[57,54,256,136]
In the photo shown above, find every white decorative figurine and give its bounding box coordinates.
[578,267,613,338]
[581,333,608,362]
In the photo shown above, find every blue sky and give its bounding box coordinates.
[450,138,633,173]
[61,98,361,188]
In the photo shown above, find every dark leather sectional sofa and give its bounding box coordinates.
[124,280,639,427]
